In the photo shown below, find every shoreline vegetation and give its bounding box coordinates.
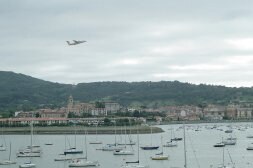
[1,125,164,135]
[2,120,252,135]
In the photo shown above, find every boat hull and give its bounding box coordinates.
[64,149,83,155]
[113,150,134,155]
[0,160,16,165]
[19,163,36,168]
[151,155,169,160]
[69,160,99,167]
[140,146,159,150]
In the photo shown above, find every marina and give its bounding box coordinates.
[1,123,253,168]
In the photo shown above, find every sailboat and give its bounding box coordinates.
[55,135,86,161]
[217,147,235,168]
[19,119,37,168]
[170,123,189,168]
[114,125,135,155]
[151,136,168,160]
[222,134,236,146]
[0,142,16,165]
[118,121,136,146]
[171,127,183,142]
[19,161,36,168]
[100,120,124,151]
[89,123,102,144]
[0,144,6,151]
[64,125,83,155]
[121,126,148,168]
[17,121,41,157]
[0,127,6,151]
[140,126,159,150]
[69,130,99,167]
[163,127,178,147]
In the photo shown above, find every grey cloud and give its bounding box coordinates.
[1,0,253,87]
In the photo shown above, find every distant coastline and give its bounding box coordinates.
[1,125,164,135]
[161,119,253,125]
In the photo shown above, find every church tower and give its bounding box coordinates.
[67,95,74,113]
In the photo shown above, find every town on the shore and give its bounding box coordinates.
[0,95,253,126]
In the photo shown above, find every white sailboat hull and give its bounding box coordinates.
[17,152,41,157]
[113,150,134,155]
[121,164,149,168]
[0,160,16,165]
[69,160,99,167]
[150,155,168,160]
[163,141,177,147]
[54,156,86,161]
[0,144,6,151]
[89,141,102,144]
[19,163,36,168]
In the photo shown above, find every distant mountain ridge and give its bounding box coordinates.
[0,71,253,115]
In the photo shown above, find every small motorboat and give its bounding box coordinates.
[171,137,183,141]
[213,142,225,147]
[19,161,36,168]
[140,146,159,150]
[151,155,169,160]
[246,143,253,150]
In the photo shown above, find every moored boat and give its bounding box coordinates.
[0,160,16,165]
[246,143,253,150]
[171,137,183,141]
[69,159,99,167]
[140,146,159,150]
[163,141,177,147]
[64,148,83,155]
[113,149,134,155]
[150,155,168,160]
[213,142,225,147]
[19,162,36,168]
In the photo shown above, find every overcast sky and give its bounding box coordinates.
[1,0,253,87]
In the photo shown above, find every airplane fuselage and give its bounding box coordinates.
[66,40,86,45]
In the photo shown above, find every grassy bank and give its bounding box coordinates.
[1,125,164,135]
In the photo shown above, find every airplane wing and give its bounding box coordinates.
[67,40,86,45]
[66,41,72,45]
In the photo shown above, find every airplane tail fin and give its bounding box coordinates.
[66,41,71,45]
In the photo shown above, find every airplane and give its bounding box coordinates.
[66,40,86,45]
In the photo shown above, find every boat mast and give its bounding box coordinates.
[114,118,117,146]
[74,124,76,149]
[183,122,187,168]
[30,117,33,163]
[150,126,153,146]
[31,119,33,149]
[161,135,164,154]
[8,142,11,161]
[95,122,98,141]
[85,129,88,159]
[64,135,67,154]
[137,125,140,164]
[222,139,224,167]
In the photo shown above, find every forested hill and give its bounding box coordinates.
[0,71,253,114]
[0,71,72,112]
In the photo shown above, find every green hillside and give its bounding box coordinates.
[0,71,71,114]
[0,71,253,116]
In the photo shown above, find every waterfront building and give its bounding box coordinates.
[91,108,107,116]
[39,108,67,118]
[203,105,226,120]
[236,107,252,119]
[104,102,120,114]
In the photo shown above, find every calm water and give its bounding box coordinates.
[1,123,253,168]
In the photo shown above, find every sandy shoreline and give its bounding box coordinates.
[1,125,164,135]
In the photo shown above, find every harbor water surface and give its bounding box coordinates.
[1,123,253,168]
